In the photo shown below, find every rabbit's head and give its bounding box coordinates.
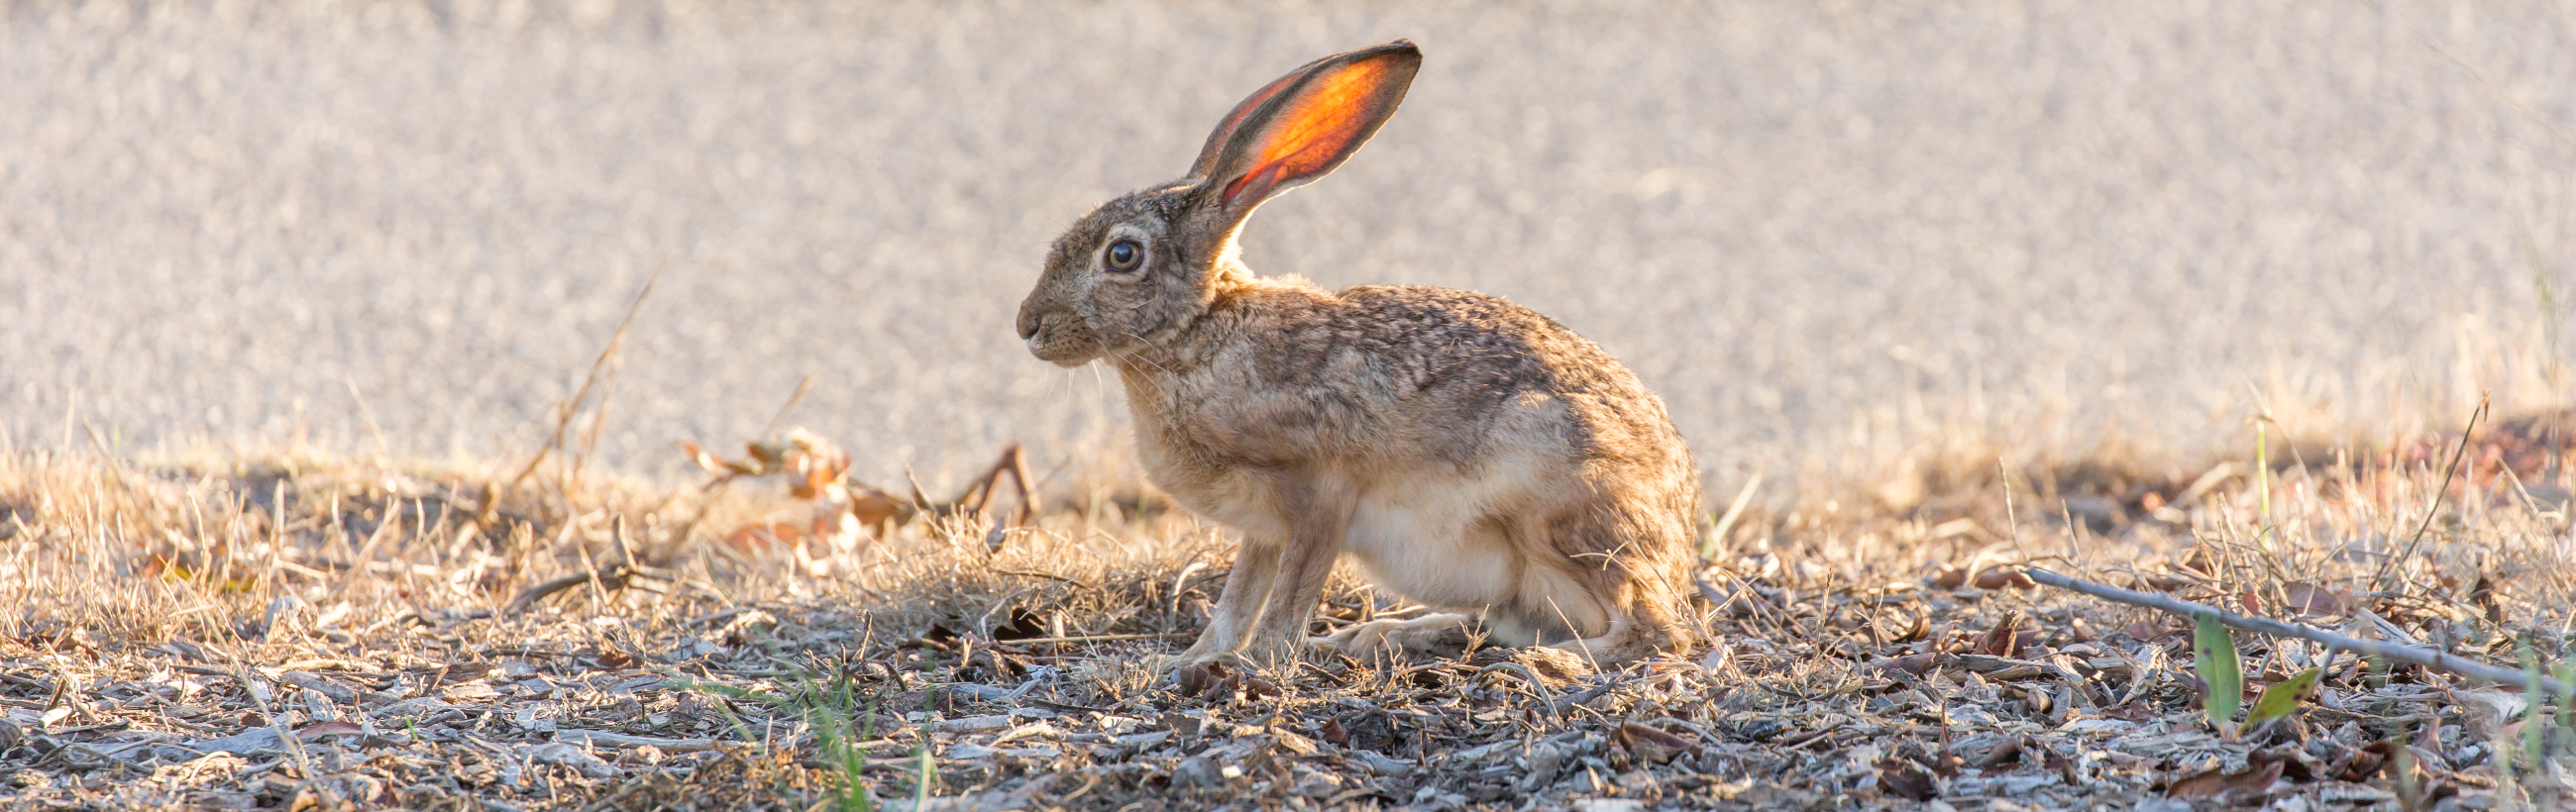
[1017,42,1421,366]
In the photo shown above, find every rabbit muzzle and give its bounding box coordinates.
[1015,307,1101,367]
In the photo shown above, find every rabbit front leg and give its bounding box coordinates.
[1171,531,1285,668]
[1238,482,1355,665]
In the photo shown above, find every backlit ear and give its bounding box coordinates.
[1197,41,1422,215]
[1186,53,1334,180]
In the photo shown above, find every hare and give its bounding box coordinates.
[1015,41,1700,668]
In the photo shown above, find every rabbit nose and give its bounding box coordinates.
[1016,309,1043,341]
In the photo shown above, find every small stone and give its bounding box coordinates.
[1172,756,1225,789]
[1288,766,1341,798]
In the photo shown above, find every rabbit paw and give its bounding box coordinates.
[1321,613,1475,660]
[1466,646,1594,684]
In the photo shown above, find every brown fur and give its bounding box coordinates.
[1015,42,1698,667]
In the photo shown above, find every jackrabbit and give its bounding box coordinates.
[1016,41,1700,667]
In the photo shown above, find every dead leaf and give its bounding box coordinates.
[2333,742,2394,782]
[1932,565,1968,589]
[1975,736,2024,769]
[679,441,753,478]
[850,493,910,527]
[1877,758,1937,801]
[1974,613,2024,659]
[2178,547,2218,577]
[1973,566,2034,590]
[2043,747,2079,785]
[2165,757,2283,800]
[1865,652,1940,676]
[1886,612,1930,644]
[2282,583,2350,616]
[1318,718,1349,748]
[989,609,1048,642]
[2469,575,2502,624]
[1613,722,1695,764]
[723,522,805,555]
[2250,746,2319,783]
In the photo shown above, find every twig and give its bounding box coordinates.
[555,729,719,753]
[502,561,672,616]
[1552,674,1636,714]
[1469,662,1560,707]
[758,373,817,440]
[2022,566,2572,700]
[2373,395,2489,591]
[490,267,662,524]
[958,444,1035,525]
[989,566,1081,584]
[1698,471,1763,561]
[991,632,1196,646]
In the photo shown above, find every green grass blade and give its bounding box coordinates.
[2555,663,2575,736]
[915,747,935,806]
[2247,667,2320,724]
[2194,612,2243,733]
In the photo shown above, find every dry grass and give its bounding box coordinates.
[0,409,2572,811]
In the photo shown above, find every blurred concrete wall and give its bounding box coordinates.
[3,1,2571,483]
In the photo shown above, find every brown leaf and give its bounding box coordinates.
[2165,757,2284,800]
[2334,742,2394,781]
[849,493,911,528]
[1932,565,1969,589]
[1865,652,1941,677]
[679,441,744,478]
[2043,746,2079,785]
[2123,618,2182,642]
[1888,612,1930,644]
[2413,717,2447,766]
[2251,746,2318,783]
[990,609,1048,642]
[1318,718,1349,748]
[1239,673,1282,701]
[2469,575,2503,624]
[723,522,805,555]
[594,650,639,670]
[2178,547,2218,577]
[2282,582,2350,617]
[1975,736,2024,769]
[1973,566,2034,590]
[1877,758,1938,801]
[744,440,788,471]
[1613,722,1696,765]
[1974,612,2024,659]
[1174,661,1225,697]
[2238,591,2266,618]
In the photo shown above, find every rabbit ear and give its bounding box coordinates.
[1185,53,1332,180]
[1193,41,1421,216]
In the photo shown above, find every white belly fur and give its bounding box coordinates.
[1339,462,1531,613]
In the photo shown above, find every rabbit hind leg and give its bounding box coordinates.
[1537,585,1691,666]
[1315,613,1477,660]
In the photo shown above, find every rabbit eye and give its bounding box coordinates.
[1104,240,1143,271]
